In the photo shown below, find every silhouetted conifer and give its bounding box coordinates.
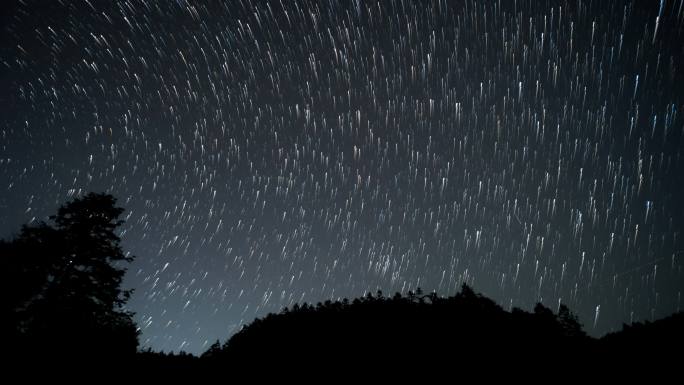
[2,193,138,360]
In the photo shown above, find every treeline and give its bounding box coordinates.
[3,193,682,372]
[191,286,683,370]
[26,282,684,372]
[201,285,590,362]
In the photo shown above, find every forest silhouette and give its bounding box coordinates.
[2,193,682,371]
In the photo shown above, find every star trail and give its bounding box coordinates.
[1,0,683,355]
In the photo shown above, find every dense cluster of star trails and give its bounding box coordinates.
[1,0,683,354]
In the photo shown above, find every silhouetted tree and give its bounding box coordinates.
[557,304,586,338]
[201,340,223,359]
[459,283,476,299]
[2,193,138,359]
[534,302,555,319]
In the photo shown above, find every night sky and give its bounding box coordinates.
[2,0,683,355]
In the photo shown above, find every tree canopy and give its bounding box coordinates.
[2,193,138,359]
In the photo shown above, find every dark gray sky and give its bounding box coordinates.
[1,0,683,355]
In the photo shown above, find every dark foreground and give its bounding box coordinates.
[7,285,684,377]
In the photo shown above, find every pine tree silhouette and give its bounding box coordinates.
[2,193,138,360]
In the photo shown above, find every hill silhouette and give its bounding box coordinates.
[198,285,594,367]
[191,286,683,372]
[3,193,682,374]
[601,312,684,345]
